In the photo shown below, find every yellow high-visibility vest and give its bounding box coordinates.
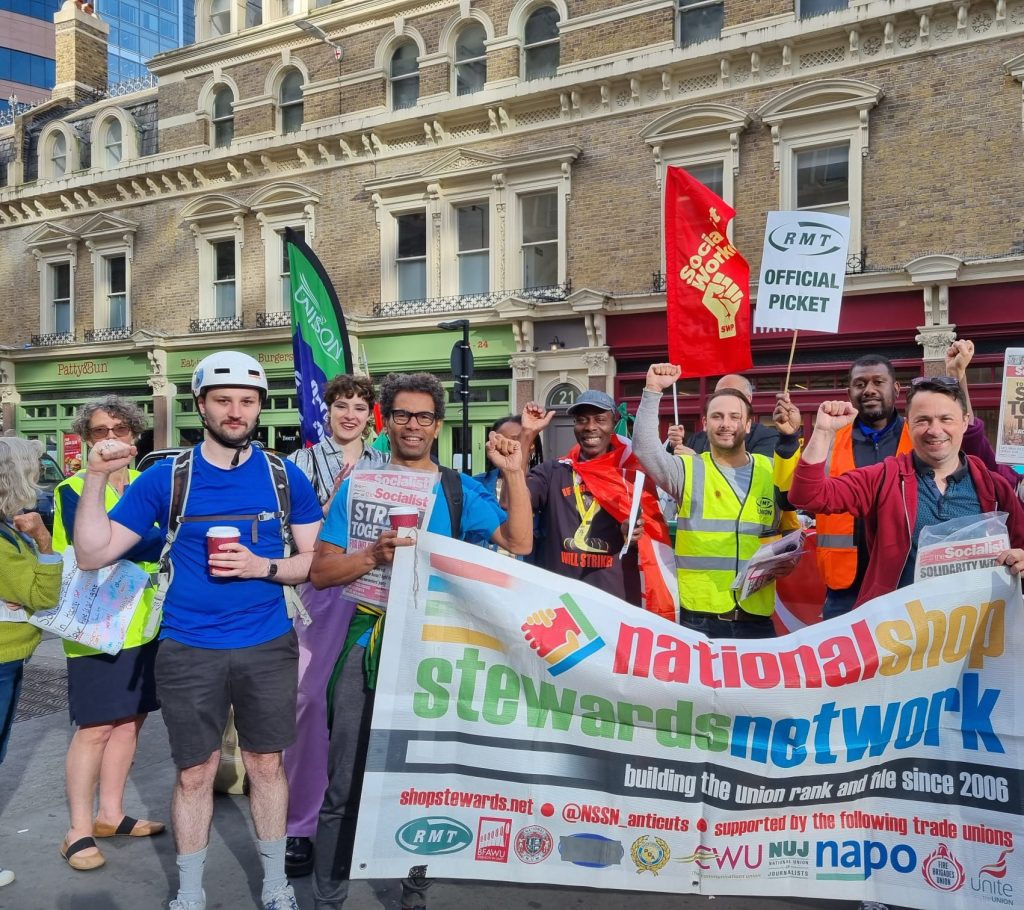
[674,451,777,617]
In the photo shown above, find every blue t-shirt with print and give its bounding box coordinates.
[320,470,506,549]
[110,447,321,649]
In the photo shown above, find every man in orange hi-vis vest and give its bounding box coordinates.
[800,354,910,619]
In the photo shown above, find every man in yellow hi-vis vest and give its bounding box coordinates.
[633,363,798,639]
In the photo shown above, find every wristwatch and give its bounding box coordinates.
[266,560,279,579]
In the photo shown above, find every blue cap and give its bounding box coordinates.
[567,390,616,415]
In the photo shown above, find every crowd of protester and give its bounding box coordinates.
[0,339,1022,910]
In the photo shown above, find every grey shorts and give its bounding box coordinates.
[155,630,299,769]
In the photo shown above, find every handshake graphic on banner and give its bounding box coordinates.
[700,273,744,339]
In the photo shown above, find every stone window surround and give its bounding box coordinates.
[37,122,81,183]
[196,73,241,149]
[438,9,497,96]
[89,108,141,173]
[250,54,310,136]
[26,224,79,336]
[373,25,428,112]
[80,214,138,331]
[758,77,882,255]
[248,181,320,313]
[180,194,247,319]
[368,145,579,303]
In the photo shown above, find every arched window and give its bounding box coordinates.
[279,69,304,133]
[523,6,559,80]
[210,0,231,35]
[455,23,487,95]
[390,41,420,110]
[103,119,123,167]
[212,87,234,147]
[51,132,68,179]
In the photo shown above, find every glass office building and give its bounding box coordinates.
[0,0,194,112]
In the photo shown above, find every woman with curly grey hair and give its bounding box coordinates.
[0,436,63,888]
[51,396,166,872]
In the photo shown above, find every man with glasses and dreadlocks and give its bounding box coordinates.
[307,371,533,910]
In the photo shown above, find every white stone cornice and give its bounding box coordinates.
[905,254,964,285]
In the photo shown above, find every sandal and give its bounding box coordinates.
[60,836,106,871]
[93,815,166,838]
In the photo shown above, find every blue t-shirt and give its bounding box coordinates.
[320,470,506,550]
[110,447,321,649]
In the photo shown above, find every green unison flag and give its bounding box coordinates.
[286,227,353,446]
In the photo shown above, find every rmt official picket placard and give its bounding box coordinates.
[754,212,851,333]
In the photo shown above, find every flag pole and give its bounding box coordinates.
[783,330,799,394]
[672,382,680,426]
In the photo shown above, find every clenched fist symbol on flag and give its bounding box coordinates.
[701,273,743,339]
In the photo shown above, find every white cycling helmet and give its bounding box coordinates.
[191,351,268,401]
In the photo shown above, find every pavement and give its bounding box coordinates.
[0,636,849,910]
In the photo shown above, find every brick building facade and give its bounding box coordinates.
[0,0,1022,462]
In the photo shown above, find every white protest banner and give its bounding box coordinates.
[754,212,850,333]
[342,468,436,607]
[995,348,1024,465]
[353,532,1022,910]
[29,547,150,654]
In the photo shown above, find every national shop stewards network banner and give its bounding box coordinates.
[352,533,1022,910]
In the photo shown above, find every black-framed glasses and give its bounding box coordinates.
[87,425,132,441]
[910,376,960,390]
[388,409,438,426]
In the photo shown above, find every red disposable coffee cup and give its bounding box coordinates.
[207,526,241,567]
[388,507,419,530]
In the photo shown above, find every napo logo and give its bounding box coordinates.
[922,844,965,892]
[767,220,844,256]
[631,835,670,875]
[515,825,554,865]
[395,816,473,856]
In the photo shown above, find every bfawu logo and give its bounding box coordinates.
[814,840,917,880]
[922,844,965,892]
[475,817,512,863]
[522,593,605,677]
[395,816,473,856]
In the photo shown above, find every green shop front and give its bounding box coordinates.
[13,352,155,469]
[361,324,515,473]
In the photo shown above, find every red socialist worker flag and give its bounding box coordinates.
[664,165,752,377]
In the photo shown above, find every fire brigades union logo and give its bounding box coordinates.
[515,825,554,864]
[631,835,670,875]
[922,844,965,892]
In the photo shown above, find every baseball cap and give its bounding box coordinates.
[566,390,616,415]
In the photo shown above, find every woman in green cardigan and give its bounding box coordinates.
[0,436,63,889]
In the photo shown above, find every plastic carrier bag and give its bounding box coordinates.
[914,512,1009,583]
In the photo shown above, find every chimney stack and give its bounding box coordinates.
[52,0,109,101]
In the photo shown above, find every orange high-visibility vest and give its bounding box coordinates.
[815,421,912,589]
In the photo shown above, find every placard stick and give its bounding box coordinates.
[783,331,799,394]
[672,382,680,426]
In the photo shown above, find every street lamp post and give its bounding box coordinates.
[438,319,472,475]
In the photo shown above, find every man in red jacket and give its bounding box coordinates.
[789,376,1024,607]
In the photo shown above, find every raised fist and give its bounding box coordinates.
[701,273,744,339]
[814,400,857,433]
[645,363,682,393]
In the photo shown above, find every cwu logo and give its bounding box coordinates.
[395,816,473,855]
[522,593,605,677]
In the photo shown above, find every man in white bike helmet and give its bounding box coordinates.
[72,350,323,910]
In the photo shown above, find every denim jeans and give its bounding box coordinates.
[823,586,859,621]
[0,659,25,764]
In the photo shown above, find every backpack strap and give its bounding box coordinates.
[167,448,195,541]
[265,451,294,553]
[438,467,463,540]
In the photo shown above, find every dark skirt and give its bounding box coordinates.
[67,638,160,726]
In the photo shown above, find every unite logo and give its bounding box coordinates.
[521,593,605,676]
[971,848,1015,900]
[475,817,513,863]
